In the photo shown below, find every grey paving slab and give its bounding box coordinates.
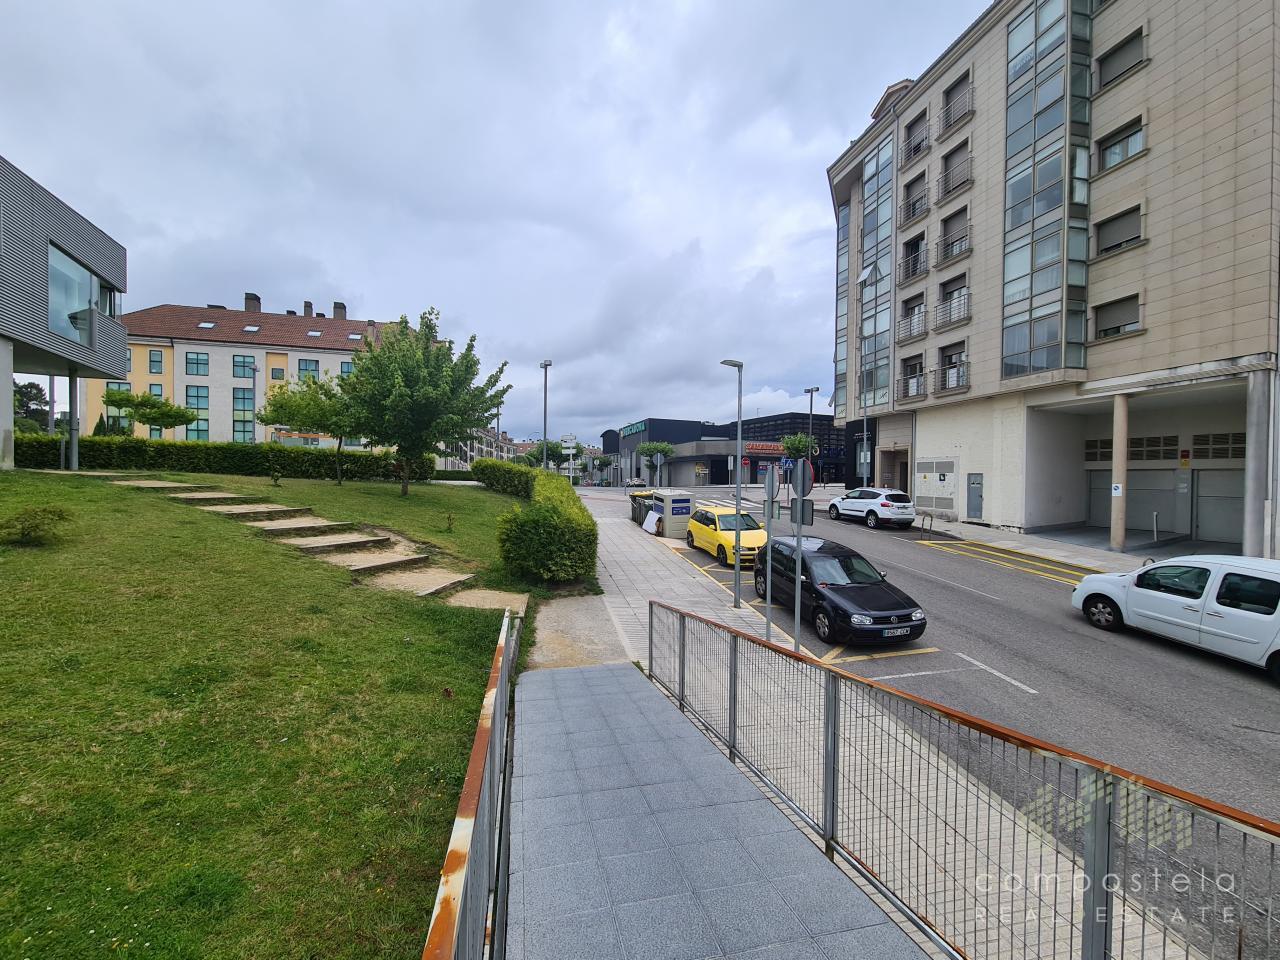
[508,662,926,959]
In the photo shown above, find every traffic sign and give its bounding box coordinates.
[741,456,750,468]
[791,458,814,498]
[780,457,795,470]
[789,498,814,526]
[653,452,665,467]
[763,464,780,501]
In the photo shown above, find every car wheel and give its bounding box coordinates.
[864,511,880,529]
[686,531,695,548]
[828,504,841,520]
[717,546,729,567]
[814,608,832,641]
[754,572,766,599]
[1267,652,1280,684]
[1083,595,1122,631]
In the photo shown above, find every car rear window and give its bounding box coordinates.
[1217,573,1280,616]
[885,493,912,504]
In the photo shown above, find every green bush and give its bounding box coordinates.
[474,460,596,582]
[13,434,435,483]
[433,469,474,481]
[0,504,71,545]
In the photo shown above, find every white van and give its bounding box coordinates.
[1072,556,1280,680]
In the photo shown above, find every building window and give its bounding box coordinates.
[302,436,320,447]
[1193,433,1246,460]
[47,245,112,346]
[340,361,354,376]
[1094,295,1140,339]
[1096,207,1142,254]
[186,352,209,376]
[1085,438,1112,462]
[857,132,895,410]
[149,349,163,374]
[1098,30,1144,89]
[233,355,255,378]
[233,387,255,443]
[149,383,163,397]
[185,385,209,441]
[105,381,131,432]
[298,359,320,381]
[1129,435,1178,462]
[271,367,285,380]
[150,426,163,439]
[1098,121,1145,171]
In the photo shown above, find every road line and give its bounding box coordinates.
[828,646,942,665]
[954,652,1038,693]
[871,666,982,681]
[934,540,1096,578]
[876,558,1004,601]
[918,541,1082,586]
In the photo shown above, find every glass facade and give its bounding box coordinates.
[1001,0,1089,378]
[47,245,116,345]
[857,134,895,410]
[186,385,209,441]
[233,387,255,443]
[834,202,850,417]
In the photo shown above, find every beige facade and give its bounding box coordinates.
[829,0,1279,555]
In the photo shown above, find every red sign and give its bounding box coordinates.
[741,457,750,467]
[745,441,785,455]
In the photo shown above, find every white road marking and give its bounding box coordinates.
[954,653,1038,694]
[870,666,982,681]
[877,559,1003,602]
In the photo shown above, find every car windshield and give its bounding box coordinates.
[885,493,912,504]
[808,553,883,585]
[718,513,761,531]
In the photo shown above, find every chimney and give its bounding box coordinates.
[333,301,347,321]
[316,311,326,318]
[286,309,297,316]
[244,292,261,313]
[303,300,313,317]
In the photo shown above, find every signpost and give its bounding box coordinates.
[653,451,666,488]
[791,458,814,652]
[762,464,779,642]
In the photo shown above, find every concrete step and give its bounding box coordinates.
[244,517,356,536]
[365,567,474,596]
[27,469,159,478]
[320,549,434,574]
[168,491,258,505]
[198,503,312,520]
[111,479,219,491]
[280,531,393,554]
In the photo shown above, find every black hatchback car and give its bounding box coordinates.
[754,536,926,643]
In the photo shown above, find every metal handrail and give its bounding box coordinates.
[895,373,928,401]
[897,248,929,284]
[935,361,969,392]
[900,124,931,167]
[898,189,930,226]
[934,227,971,267]
[895,309,928,343]
[422,611,523,960]
[936,155,973,198]
[939,83,974,132]
[933,291,971,328]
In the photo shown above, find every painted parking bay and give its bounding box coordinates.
[915,538,1101,586]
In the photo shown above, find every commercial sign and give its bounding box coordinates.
[621,420,647,437]
[745,441,785,455]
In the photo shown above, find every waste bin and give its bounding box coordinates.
[650,489,694,539]
[628,491,655,525]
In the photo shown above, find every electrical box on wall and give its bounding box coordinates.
[914,458,958,518]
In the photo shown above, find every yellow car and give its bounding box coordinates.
[686,505,768,566]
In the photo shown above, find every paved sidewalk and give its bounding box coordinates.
[507,663,927,960]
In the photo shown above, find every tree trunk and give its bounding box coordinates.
[335,436,343,485]
[400,457,409,497]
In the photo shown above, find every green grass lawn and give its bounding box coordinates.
[0,472,507,959]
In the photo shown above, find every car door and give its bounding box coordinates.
[688,510,708,549]
[844,490,868,518]
[1198,568,1280,665]
[835,491,858,517]
[770,541,795,603]
[1125,563,1217,645]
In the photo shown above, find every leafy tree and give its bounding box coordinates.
[592,456,611,478]
[102,388,197,434]
[91,412,129,437]
[14,416,44,434]
[781,433,818,461]
[12,380,49,419]
[257,377,356,484]
[342,308,508,496]
[636,440,675,485]
[527,440,566,470]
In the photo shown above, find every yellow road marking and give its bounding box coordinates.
[918,541,1082,586]
[928,539,1096,578]
[827,645,942,665]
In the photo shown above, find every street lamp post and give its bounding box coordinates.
[804,385,819,481]
[721,359,744,608]
[539,360,552,470]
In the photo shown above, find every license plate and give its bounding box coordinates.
[882,627,911,637]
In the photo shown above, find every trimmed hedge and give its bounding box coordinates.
[14,434,435,482]
[433,469,475,482]
[473,458,597,582]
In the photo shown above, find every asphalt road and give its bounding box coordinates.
[606,483,1280,821]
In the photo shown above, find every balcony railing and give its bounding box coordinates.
[937,155,973,200]
[939,84,975,134]
[897,248,929,285]
[933,292,972,331]
[896,309,928,344]
[899,124,930,168]
[936,361,970,393]
[896,373,929,402]
[935,224,971,265]
[898,189,930,227]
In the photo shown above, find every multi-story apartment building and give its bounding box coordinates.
[829,0,1279,556]
[438,427,517,470]
[1,154,128,469]
[82,293,384,445]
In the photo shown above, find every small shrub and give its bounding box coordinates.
[0,505,72,545]
[433,469,474,481]
[475,459,597,582]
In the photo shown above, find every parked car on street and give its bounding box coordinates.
[1072,556,1280,680]
[755,536,926,643]
[827,487,916,529]
[686,505,767,567]
[623,477,647,487]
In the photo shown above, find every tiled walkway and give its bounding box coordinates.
[507,663,927,960]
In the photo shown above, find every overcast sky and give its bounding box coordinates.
[3,0,988,442]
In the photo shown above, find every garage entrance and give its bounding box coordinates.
[1194,469,1243,543]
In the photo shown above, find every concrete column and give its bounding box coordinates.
[1243,370,1270,557]
[1109,393,1129,551]
[68,366,79,471]
[0,337,14,470]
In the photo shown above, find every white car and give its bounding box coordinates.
[623,477,648,488]
[827,487,916,529]
[1072,555,1280,681]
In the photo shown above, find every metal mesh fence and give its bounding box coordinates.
[648,600,1280,960]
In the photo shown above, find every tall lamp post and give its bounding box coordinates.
[539,360,552,469]
[804,385,820,481]
[721,359,744,608]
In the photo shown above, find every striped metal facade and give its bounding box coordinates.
[0,154,127,378]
